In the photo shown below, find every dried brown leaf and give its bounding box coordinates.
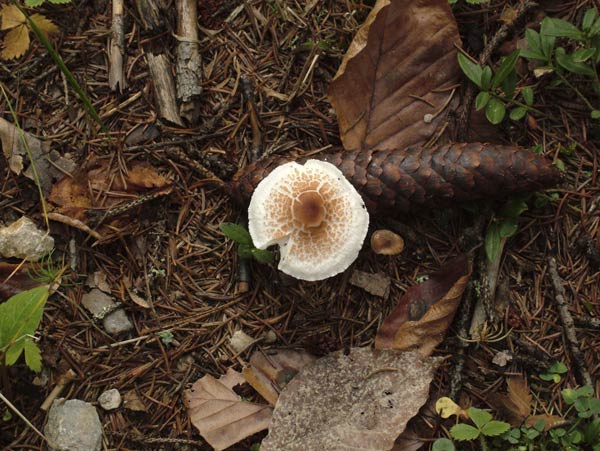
[184,369,273,451]
[525,414,567,431]
[507,376,532,419]
[0,262,45,300]
[261,347,440,451]
[29,14,59,37]
[1,24,28,60]
[123,390,147,412]
[328,0,461,151]
[375,255,470,356]
[0,5,25,30]
[243,349,317,406]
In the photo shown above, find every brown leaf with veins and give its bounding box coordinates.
[184,368,273,451]
[328,0,461,151]
[375,255,470,356]
[261,347,440,451]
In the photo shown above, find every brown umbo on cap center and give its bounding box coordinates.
[292,191,326,228]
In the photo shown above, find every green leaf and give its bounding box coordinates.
[554,158,566,172]
[509,107,527,121]
[576,386,594,398]
[572,48,596,62]
[520,48,547,61]
[592,110,600,119]
[48,0,73,3]
[525,427,540,439]
[582,8,598,32]
[539,21,557,59]
[501,69,517,98]
[542,17,585,41]
[450,423,480,441]
[25,0,45,6]
[475,91,490,110]
[492,50,520,88]
[468,407,493,429]
[591,16,600,37]
[23,338,42,372]
[534,419,547,432]
[485,222,502,262]
[481,420,511,437]
[486,98,506,124]
[499,219,518,238]
[555,47,597,76]
[501,198,529,218]
[481,66,492,91]
[251,248,274,264]
[237,243,254,259]
[563,388,578,404]
[550,361,569,374]
[458,52,483,88]
[525,29,543,56]
[0,286,49,353]
[432,438,455,451]
[521,86,534,105]
[220,223,253,245]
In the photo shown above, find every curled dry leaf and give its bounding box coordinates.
[48,160,171,239]
[184,368,273,451]
[0,5,59,60]
[328,0,461,151]
[242,349,317,406]
[261,347,440,451]
[375,255,471,356]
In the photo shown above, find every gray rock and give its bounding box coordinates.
[0,216,54,261]
[98,388,121,411]
[81,289,117,319]
[103,309,134,335]
[44,398,102,451]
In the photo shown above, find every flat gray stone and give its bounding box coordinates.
[98,388,121,411]
[81,289,117,319]
[0,216,54,261]
[44,398,102,451]
[103,309,134,335]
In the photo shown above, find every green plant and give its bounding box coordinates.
[539,361,568,383]
[434,387,600,451]
[458,50,534,124]
[484,197,528,262]
[220,223,274,264]
[521,10,600,119]
[24,0,71,5]
[0,286,49,372]
[448,407,510,450]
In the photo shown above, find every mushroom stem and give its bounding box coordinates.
[292,191,326,229]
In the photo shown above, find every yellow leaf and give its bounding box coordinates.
[435,397,465,419]
[29,14,59,36]
[0,4,25,31]
[1,25,30,60]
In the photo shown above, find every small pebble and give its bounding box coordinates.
[98,388,121,411]
[103,309,134,335]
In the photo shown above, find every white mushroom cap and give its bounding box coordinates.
[248,159,369,281]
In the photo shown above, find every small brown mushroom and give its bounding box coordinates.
[370,229,404,255]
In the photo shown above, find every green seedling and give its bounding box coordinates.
[220,223,274,264]
[540,361,568,383]
[484,196,528,262]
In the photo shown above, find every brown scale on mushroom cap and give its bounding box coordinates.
[228,143,562,215]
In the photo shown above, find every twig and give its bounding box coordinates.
[0,391,46,441]
[548,258,593,387]
[40,369,77,411]
[456,1,538,140]
[47,212,103,240]
[108,0,127,92]
[146,52,184,126]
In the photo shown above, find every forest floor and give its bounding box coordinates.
[0,0,599,450]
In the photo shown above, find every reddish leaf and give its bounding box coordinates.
[375,255,470,356]
[328,0,461,151]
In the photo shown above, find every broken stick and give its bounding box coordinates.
[108,0,127,92]
[176,0,202,124]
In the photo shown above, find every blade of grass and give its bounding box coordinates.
[0,83,50,230]
[13,1,106,133]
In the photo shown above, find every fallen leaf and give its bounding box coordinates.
[506,376,532,420]
[0,5,25,30]
[349,270,391,298]
[436,396,467,419]
[228,330,255,354]
[184,369,273,451]
[261,347,440,451]
[242,349,317,406]
[1,25,29,60]
[122,389,147,412]
[328,0,461,151]
[375,255,470,356]
[525,414,567,431]
[0,262,45,300]
[126,287,151,309]
[29,13,59,37]
[86,271,111,293]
